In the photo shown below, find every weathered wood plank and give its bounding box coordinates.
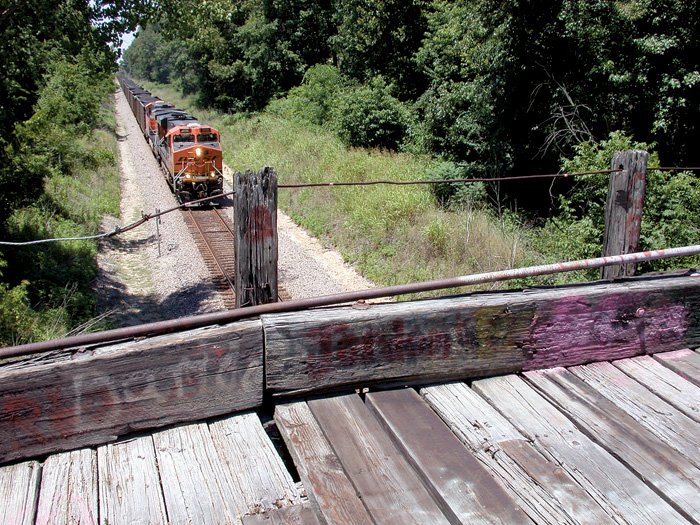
[474,374,690,524]
[0,461,40,525]
[614,354,700,422]
[422,382,614,525]
[274,402,374,525]
[235,167,278,307]
[97,436,168,525]
[242,503,323,525]
[525,367,700,522]
[308,394,450,525]
[208,412,301,514]
[366,388,531,525]
[263,276,700,396]
[601,150,647,279]
[655,348,700,387]
[152,422,242,525]
[34,449,98,525]
[0,321,263,463]
[570,361,700,467]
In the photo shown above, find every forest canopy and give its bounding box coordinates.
[123,0,700,181]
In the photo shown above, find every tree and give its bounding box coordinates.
[331,0,428,99]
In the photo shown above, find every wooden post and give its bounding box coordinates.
[234,167,279,307]
[601,150,648,279]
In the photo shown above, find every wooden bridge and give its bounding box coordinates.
[2,271,700,524]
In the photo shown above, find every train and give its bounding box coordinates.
[118,77,224,204]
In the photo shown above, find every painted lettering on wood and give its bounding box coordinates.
[0,321,263,463]
[264,276,700,395]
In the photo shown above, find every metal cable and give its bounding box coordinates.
[2,243,700,358]
[1,165,697,245]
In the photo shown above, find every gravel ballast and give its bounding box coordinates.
[95,87,373,327]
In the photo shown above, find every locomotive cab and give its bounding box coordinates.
[167,125,224,203]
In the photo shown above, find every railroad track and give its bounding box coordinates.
[182,206,291,309]
[183,206,238,309]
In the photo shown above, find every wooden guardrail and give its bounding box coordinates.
[2,272,700,463]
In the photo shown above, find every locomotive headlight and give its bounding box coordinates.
[195,147,203,157]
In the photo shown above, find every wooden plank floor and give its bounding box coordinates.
[275,349,700,525]
[0,411,301,525]
[2,349,700,524]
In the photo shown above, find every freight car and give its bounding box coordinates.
[118,77,224,204]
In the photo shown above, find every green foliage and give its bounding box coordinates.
[425,161,486,210]
[268,65,344,126]
[331,0,428,99]
[0,54,120,345]
[137,0,335,112]
[413,1,513,176]
[539,131,700,276]
[330,78,414,150]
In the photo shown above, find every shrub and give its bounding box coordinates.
[538,130,700,275]
[268,64,344,126]
[330,77,413,150]
[425,161,487,209]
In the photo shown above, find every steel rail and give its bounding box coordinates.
[185,208,237,295]
[2,244,700,359]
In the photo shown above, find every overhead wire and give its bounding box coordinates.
[0,165,696,246]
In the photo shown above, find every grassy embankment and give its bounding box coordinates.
[144,82,548,297]
[0,92,121,345]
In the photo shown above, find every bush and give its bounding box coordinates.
[425,161,487,209]
[0,59,119,344]
[268,64,344,126]
[537,130,700,275]
[330,77,414,150]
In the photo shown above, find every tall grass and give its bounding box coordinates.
[143,81,540,296]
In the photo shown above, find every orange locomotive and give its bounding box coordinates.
[118,77,224,203]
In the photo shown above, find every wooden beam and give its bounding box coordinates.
[601,150,648,279]
[235,167,279,307]
[264,275,700,396]
[0,321,263,463]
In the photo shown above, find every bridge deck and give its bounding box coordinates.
[2,348,699,524]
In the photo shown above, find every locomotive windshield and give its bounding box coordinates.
[197,133,219,143]
[173,133,194,143]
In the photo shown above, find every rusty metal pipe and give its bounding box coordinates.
[2,245,700,359]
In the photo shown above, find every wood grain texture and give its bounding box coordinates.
[35,449,98,525]
[422,382,613,525]
[0,321,263,463]
[242,503,323,525]
[274,402,374,525]
[308,394,450,525]
[525,367,700,522]
[152,422,242,525]
[0,460,40,525]
[614,354,700,422]
[365,388,531,525]
[601,150,647,279]
[474,374,690,524]
[97,436,168,525]
[208,412,301,514]
[655,348,700,387]
[264,276,700,396]
[570,361,700,467]
[234,167,278,308]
